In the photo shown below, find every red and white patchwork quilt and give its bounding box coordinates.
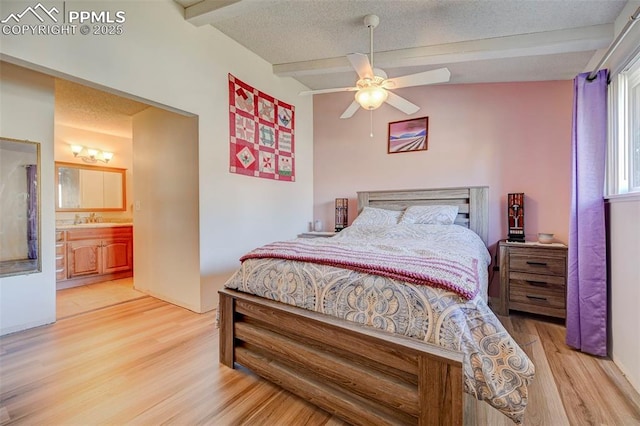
[228,74,295,181]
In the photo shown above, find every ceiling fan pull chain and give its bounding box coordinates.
[370,110,374,138]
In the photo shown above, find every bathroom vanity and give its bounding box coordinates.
[56,224,133,290]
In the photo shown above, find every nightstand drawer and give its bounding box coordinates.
[509,286,564,310]
[509,274,564,300]
[509,282,565,309]
[509,272,565,291]
[510,254,565,276]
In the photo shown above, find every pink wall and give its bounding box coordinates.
[313,80,573,262]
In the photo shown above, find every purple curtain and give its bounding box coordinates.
[26,165,38,260]
[566,69,608,357]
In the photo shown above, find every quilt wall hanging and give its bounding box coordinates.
[228,74,295,181]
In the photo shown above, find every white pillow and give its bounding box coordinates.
[399,205,459,225]
[351,207,403,226]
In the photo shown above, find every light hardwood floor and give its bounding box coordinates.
[1,293,639,425]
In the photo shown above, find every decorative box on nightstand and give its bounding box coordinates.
[496,240,568,319]
[297,231,336,238]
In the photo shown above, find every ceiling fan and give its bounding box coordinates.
[299,14,451,119]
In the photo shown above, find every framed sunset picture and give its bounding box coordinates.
[387,116,428,153]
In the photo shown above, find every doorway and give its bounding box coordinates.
[53,79,199,318]
[53,79,144,317]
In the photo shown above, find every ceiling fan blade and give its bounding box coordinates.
[384,68,451,89]
[299,87,357,96]
[340,100,361,119]
[385,92,420,115]
[347,53,374,80]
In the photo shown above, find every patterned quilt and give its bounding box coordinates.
[225,224,535,423]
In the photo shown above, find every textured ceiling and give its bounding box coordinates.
[175,0,630,89]
[195,1,623,64]
[55,79,149,137]
[53,1,632,134]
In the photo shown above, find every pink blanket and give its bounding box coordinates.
[240,239,480,299]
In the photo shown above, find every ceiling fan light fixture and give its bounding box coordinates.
[355,86,388,110]
[309,14,448,120]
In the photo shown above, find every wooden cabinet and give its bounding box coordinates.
[57,226,133,289]
[497,241,567,319]
[67,239,101,278]
[55,231,67,281]
[102,239,133,274]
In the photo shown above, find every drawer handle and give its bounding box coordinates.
[528,281,548,287]
[526,295,548,301]
[526,261,548,266]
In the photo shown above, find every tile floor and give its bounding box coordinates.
[56,277,146,319]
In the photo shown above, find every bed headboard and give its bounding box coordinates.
[357,187,489,246]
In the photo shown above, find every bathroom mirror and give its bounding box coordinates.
[0,137,41,277]
[55,162,126,212]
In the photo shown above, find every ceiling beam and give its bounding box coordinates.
[185,0,268,26]
[273,24,613,77]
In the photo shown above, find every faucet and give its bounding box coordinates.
[74,214,82,225]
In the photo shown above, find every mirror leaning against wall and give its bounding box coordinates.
[0,137,41,277]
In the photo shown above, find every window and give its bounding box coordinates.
[608,52,640,196]
[631,60,640,190]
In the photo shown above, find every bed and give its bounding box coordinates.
[219,187,534,425]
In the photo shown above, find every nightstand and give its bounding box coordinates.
[297,231,336,238]
[496,241,568,319]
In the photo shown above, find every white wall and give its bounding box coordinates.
[608,198,640,392]
[0,0,313,328]
[132,107,201,311]
[0,62,56,335]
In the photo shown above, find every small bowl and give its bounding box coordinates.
[537,233,555,244]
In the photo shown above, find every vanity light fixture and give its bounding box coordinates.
[70,144,113,164]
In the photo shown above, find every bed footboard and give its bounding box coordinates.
[219,289,476,425]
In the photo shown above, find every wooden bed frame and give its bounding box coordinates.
[219,187,489,425]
